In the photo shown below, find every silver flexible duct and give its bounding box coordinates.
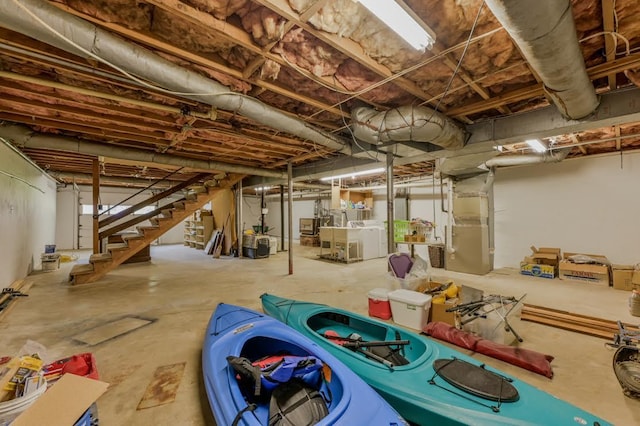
[484,149,570,168]
[0,123,286,178]
[0,0,350,155]
[351,105,466,150]
[485,0,599,120]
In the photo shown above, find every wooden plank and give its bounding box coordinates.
[521,312,614,339]
[0,281,33,322]
[602,0,617,90]
[521,303,640,340]
[137,363,186,410]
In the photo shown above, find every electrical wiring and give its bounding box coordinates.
[338,102,380,162]
[580,31,630,57]
[305,26,504,121]
[0,169,46,193]
[278,52,359,96]
[421,61,526,106]
[428,1,486,115]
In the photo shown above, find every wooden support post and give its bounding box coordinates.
[92,158,100,254]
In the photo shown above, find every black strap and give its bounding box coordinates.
[268,389,321,426]
[227,356,264,396]
[232,403,257,426]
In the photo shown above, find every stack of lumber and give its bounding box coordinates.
[522,304,640,340]
[0,279,33,322]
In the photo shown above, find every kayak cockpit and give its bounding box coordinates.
[307,311,427,367]
[228,335,345,424]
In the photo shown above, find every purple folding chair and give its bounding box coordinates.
[388,253,413,279]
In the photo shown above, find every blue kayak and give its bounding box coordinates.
[202,303,407,425]
[261,293,612,426]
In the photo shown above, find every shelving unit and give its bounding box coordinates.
[184,210,214,250]
[330,185,373,211]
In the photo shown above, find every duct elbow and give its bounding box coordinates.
[351,105,466,150]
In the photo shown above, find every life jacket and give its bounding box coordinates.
[227,354,323,397]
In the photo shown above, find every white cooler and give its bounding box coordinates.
[388,289,432,331]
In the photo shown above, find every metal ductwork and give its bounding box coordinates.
[351,105,466,150]
[0,0,350,156]
[484,149,570,168]
[485,0,599,120]
[0,123,286,178]
[52,172,174,188]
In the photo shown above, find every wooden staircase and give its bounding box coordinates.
[69,174,242,285]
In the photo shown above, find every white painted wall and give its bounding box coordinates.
[0,142,57,287]
[494,151,640,267]
[55,186,79,249]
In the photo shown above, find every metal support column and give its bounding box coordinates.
[288,162,293,275]
[92,158,100,254]
[280,184,285,252]
[386,152,395,254]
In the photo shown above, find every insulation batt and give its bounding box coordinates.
[273,28,347,77]
[183,0,248,20]
[237,4,286,47]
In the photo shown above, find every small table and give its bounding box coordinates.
[396,241,428,258]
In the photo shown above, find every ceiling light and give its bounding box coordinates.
[526,139,547,153]
[357,0,435,51]
[320,167,385,181]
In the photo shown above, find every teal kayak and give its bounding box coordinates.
[261,293,611,426]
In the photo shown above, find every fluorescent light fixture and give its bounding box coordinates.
[357,0,435,50]
[254,186,271,192]
[526,139,547,153]
[320,167,385,181]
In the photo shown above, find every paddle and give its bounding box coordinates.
[322,331,409,368]
[323,332,408,347]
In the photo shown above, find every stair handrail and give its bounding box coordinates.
[98,199,185,240]
[99,167,185,217]
[98,173,210,229]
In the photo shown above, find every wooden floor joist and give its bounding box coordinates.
[521,304,640,340]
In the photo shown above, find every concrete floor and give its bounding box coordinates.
[1,243,639,425]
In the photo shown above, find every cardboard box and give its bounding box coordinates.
[559,252,610,285]
[612,265,635,291]
[13,373,108,426]
[520,262,556,279]
[529,246,561,266]
[429,298,460,326]
[520,247,561,278]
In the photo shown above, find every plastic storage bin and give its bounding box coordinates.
[367,288,392,320]
[388,289,432,331]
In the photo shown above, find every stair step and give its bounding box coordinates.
[89,253,112,263]
[106,243,129,252]
[190,185,207,194]
[137,225,160,233]
[161,209,174,218]
[204,178,218,188]
[173,201,186,210]
[122,233,144,242]
[70,263,94,276]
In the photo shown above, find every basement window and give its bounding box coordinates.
[134,206,155,215]
[81,204,132,215]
